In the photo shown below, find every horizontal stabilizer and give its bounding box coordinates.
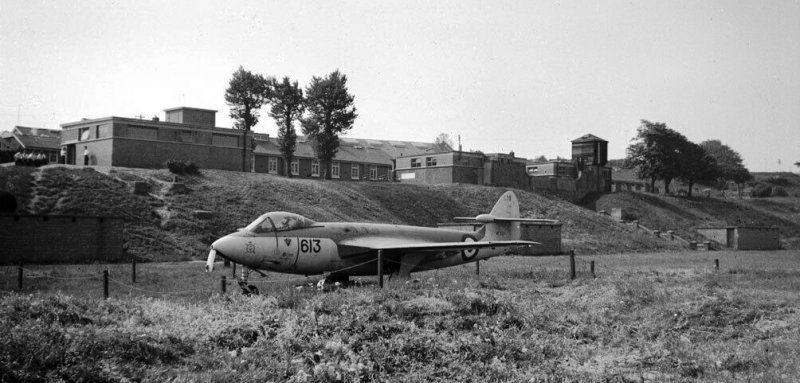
[453,215,559,224]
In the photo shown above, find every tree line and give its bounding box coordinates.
[224,66,357,179]
[624,120,752,197]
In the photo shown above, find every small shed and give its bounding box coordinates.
[437,220,562,256]
[697,226,781,250]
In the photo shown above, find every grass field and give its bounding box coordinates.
[2,250,799,382]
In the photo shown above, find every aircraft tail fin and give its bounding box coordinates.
[483,191,521,242]
[489,191,521,219]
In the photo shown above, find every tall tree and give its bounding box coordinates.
[699,140,752,190]
[225,66,272,172]
[269,77,305,178]
[301,70,357,179]
[434,133,454,152]
[624,120,687,193]
[795,161,800,169]
[678,141,717,198]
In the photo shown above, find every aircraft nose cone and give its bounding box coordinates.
[210,233,262,267]
[211,235,237,257]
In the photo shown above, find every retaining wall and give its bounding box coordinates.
[0,214,125,264]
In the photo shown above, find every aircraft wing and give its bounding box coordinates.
[337,236,539,256]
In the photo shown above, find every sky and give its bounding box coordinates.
[1,0,798,172]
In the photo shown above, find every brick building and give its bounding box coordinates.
[60,107,252,170]
[527,134,612,201]
[254,135,440,180]
[697,226,781,250]
[395,151,528,188]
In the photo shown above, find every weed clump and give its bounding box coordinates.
[614,278,667,307]
[211,324,261,351]
[165,159,200,175]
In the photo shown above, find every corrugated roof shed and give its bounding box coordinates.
[12,126,61,151]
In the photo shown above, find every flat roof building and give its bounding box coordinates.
[395,150,529,189]
[60,107,252,171]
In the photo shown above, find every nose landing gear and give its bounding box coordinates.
[237,266,260,295]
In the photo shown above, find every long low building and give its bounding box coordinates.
[254,135,442,180]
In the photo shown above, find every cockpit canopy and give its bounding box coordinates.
[244,212,316,234]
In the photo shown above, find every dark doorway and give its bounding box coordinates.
[726,227,735,248]
[66,144,76,165]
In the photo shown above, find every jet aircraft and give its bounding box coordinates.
[206,191,544,288]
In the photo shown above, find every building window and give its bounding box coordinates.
[291,160,299,175]
[128,126,158,140]
[411,158,421,168]
[369,165,378,180]
[78,127,90,141]
[426,157,437,167]
[332,161,340,178]
[268,157,278,173]
[311,160,320,177]
[351,164,360,179]
[180,131,194,143]
[212,134,239,147]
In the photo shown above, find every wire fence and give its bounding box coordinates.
[4,252,734,299]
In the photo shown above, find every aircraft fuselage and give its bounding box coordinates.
[211,222,487,276]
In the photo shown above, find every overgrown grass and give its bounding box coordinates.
[0,166,34,212]
[2,251,799,381]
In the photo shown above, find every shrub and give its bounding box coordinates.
[766,177,790,186]
[772,186,788,197]
[751,183,772,198]
[751,183,788,198]
[165,159,201,175]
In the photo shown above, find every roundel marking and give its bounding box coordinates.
[461,235,479,261]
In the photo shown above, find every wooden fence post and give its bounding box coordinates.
[590,260,595,278]
[221,275,227,294]
[715,259,719,270]
[569,251,576,280]
[131,258,137,283]
[476,260,480,275]
[18,263,23,290]
[377,250,384,288]
[103,270,109,299]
